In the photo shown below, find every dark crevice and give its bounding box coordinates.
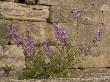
[36,0,38,4]
[8,41,11,45]
[106,67,110,69]
[18,0,38,4]
[18,0,25,3]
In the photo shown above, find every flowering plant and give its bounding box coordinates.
[9,21,80,79]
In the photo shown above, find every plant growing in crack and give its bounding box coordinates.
[9,21,80,79]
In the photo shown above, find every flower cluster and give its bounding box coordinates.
[9,27,35,56]
[81,42,91,55]
[94,29,102,42]
[43,40,51,52]
[73,8,82,17]
[9,27,22,47]
[92,29,102,46]
[52,21,68,47]
[23,38,35,57]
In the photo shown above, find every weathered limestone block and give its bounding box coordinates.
[50,6,110,27]
[11,20,53,44]
[58,23,110,68]
[50,6,104,23]
[72,24,110,68]
[79,23,108,47]
[99,4,110,25]
[0,45,25,69]
[76,24,95,45]
[0,1,49,22]
[76,24,106,44]
[0,20,11,45]
[38,0,90,6]
[101,24,110,46]
[74,53,110,68]
[103,11,110,26]
[54,22,110,46]
[50,6,75,23]
[0,19,53,45]
[38,0,109,8]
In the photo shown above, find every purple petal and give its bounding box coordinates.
[43,40,51,52]
[73,8,82,17]
[9,27,22,47]
[52,21,69,47]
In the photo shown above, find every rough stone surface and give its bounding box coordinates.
[1,68,110,82]
[0,20,11,45]
[1,76,110,82]
[59,22,110,46]
[0,19,53,45]
[50,5,110,23]
[0,45,25,69]
[10,20,53,44]
[0,21,109,68]
[0,0,110,77]
[38,0,110,7]
[74,54,110,68]
[0,1,49,22]
[48,0,110,24]
[58,22,110,68]
[59,23,78,45]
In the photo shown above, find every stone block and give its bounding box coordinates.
[0,20,11,45]
[103,11,110,25]
[58,22,110,68]
[72,27,110,67]
[38,0,110,8]
[0,19,54,45]
[74,23,110,50]
[50,6,103,23]
[0,1,49,22]
[10,20,53,44]
[58,23,110,68]
[0,45,25,69]
[54,22,110,46]
[38,0,90,7]
[74,53,110,68]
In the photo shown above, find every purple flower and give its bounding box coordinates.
[94,29,102,41]
[23,38,35,56]
[52,21,68,47]
[93,29,102,45]
[43,40,51,52]
[9,27,22,47]
[73,8,82,17]
[81,42,91,55]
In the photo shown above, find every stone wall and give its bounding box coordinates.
[0,0,110,73]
